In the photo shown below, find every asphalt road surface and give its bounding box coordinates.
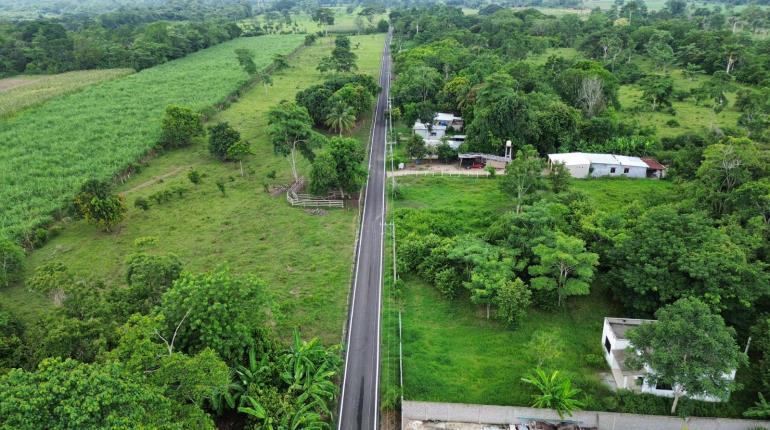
[337,33,391,430]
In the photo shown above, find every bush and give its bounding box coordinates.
[26,262,73,295]
[485,165,496,178]
[134,197,150,211]
[188,169,202,185]
[126,253,183,290]
[665,119,680,127]
[304,34,317,45]
[377,19,389,33]
[159,105,204,149]
[0,238,24,288]
[216,180,226,196]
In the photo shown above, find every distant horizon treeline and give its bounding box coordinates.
[0,14,250,76]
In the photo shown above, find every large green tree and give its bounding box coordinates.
[310,137,365,198]
[267,101,325,183]
[627,297,747,414]
[157,269,266,364]
[529,232,599,307]
[609,204,768,314]
[0,358,214,429]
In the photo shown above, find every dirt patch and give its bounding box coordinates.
[0,77,39,92]
[121,165,194,195]
[306,208,328,216]
[269,184,290,196]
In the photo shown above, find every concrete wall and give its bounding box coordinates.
[402,401,770,430]
[589,164,647,178]
[559,163,590,178]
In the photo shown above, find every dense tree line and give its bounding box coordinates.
[390,3,770,417]
[0,9,246,76]
[0,249,340,428]
[389,3,770,164]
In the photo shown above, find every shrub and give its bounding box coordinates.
[188,169,202,185]
[0,237,24,288]
[485,165,496,178]
[216,180,226,196]
[134,197,150,211]
[73,181,126,232]
[665,119,680,127]
[133,236,159,248]
[125,253,183,290]
[304,34,317,45]
[26,262,74,295]
[434,267,462,298]
[208,122,240,160]
[159,105,204,149]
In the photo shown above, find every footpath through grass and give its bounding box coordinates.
[0,34,303,241]
[5,34,386,343]
[383,176,671,407]
[0,69,134,118]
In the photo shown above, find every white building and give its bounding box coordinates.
[602,317,736,402]
[412,113,465,148]
[547,152,666,179]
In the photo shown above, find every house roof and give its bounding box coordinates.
[548,152,591,166]
[605,317,656,340]
[548,152,649,168]
[614,155,649,168]
[458,153,511,163]
[435,112,457,122]
[642,157,666,170]
[413,121,428,130]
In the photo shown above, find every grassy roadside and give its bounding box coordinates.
[3,33,386,344]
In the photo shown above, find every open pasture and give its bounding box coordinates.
[0,34,303,241]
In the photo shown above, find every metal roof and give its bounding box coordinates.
[548,152,591,166]
[614,155,649,168]
[435,112,457,122]
[642,157,666,170]
[548,152,649,168]
[458,153,511,163]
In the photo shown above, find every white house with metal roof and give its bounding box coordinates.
[548,152,665,179]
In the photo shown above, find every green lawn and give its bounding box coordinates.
[383,175,672,407]
[4,34,386,344]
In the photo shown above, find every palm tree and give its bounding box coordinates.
[521,368,584,418]
[325,102,356,136]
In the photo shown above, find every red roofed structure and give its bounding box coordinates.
[641,157,667,178]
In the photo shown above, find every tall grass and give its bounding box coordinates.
[0,34,304,241]
[0,69,134,118]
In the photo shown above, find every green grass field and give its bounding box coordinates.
[4,34,386,344]
[0,34,304,242]
[524,46,744,140]
[383,175,672,407]
[0,69,134,117]
[250,7,388,34]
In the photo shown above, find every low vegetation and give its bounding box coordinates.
[0,34,303,242]
[0,69,133,117]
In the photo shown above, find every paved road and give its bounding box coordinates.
[337,33,391,430]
